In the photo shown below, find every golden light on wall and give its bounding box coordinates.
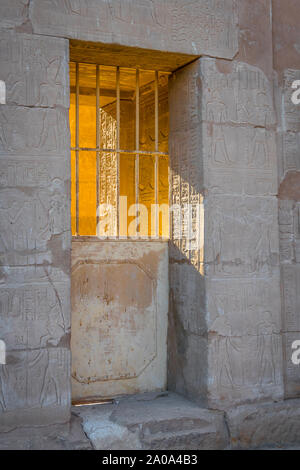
[69,62,169,238]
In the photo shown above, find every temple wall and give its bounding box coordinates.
[0,0,299,436]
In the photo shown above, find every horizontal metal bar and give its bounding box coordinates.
[72,236,169,242]
[70,60,172,75]
[70,147,168,156]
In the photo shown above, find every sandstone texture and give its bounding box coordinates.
[0,0,299,450]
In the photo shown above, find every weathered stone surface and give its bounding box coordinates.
[0,0,29,30]
[236,0,273,78]
[283,69,300,133]
[272,0,300,79]
[0,347,71,432]
[200,59,276,127]
[30,0,238,59]
[278,132,300,181]
[0,106,70,156]
[0,281,70,352]
[71,241,168,400]
[227,399,300,449]
[279,200,300,263]
[0,31,69,107]
[0,414,92,450]
[205,196,279,275]
[207,276,282,335]
[0,12,71,433]
[281,264,300,398]
[203,125,278,196]
[168,60,206,403]
[73,406,142,450]
[208,332,283,409]
[0,0,299,445]
[0,158,70,268]
[73,392,228,450]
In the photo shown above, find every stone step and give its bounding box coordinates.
[73,392,229,450]
[141,416,214,435]
[142,427,222,450]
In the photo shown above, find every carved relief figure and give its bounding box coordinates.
[247,129,268,169]
[257,311,277,386]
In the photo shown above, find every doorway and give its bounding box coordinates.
[69,60,169,402]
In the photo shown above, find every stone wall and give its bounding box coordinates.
[273,0,300,399]
[0,0,299,436]
[0,29,71,431]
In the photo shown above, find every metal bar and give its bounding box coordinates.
[154,71,159,238]
[71,147,168,156]
[135,69,139,236]
[116,66,120,237]
[70,61,172,75]
[96,65,100,234]
[75,62,80,236]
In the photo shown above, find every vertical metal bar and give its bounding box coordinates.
[154,71,159,238]
[75,62,79,236]
[96,65,100,234]
[116,66,120,237]
[135,69,140,237]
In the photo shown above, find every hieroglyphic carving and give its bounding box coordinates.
[209,331,283,405]
[204,125,277,196]
[0,106,69,155]
[279,200,294,263]
[206,196,279,277]
[30,0,238,59]
[282,331,300,399]
[0,178,68,266]
[0,348,70,415]
[280,132,300,180]
[171,0,238,57]
[281,265,300,333]
[283,69,300,133]
[279,201,300,264]
[201,59,276,127]
[0,283,69,351]
[208,277,282,336]
[209,276,283,404]
[0,31,68,107]
[0,1,29,29]
[0,162,69,267]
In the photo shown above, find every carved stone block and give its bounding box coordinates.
[200,59,276,127]
[0,281,70,351]
[0,31,69,107]
[283,69,300,133]
[0,181,70,268]
[205,195,279,277]
[0,106,69,156]
[208,331,284,408]
[207,276,282,336]
[283,331,300,398]
[203,125,278,196]
[281,264,300,333]
[0,347,71,432]
[0,1,29,29]
[30,0,238,59]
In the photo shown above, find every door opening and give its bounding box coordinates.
[69,59,169,402]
